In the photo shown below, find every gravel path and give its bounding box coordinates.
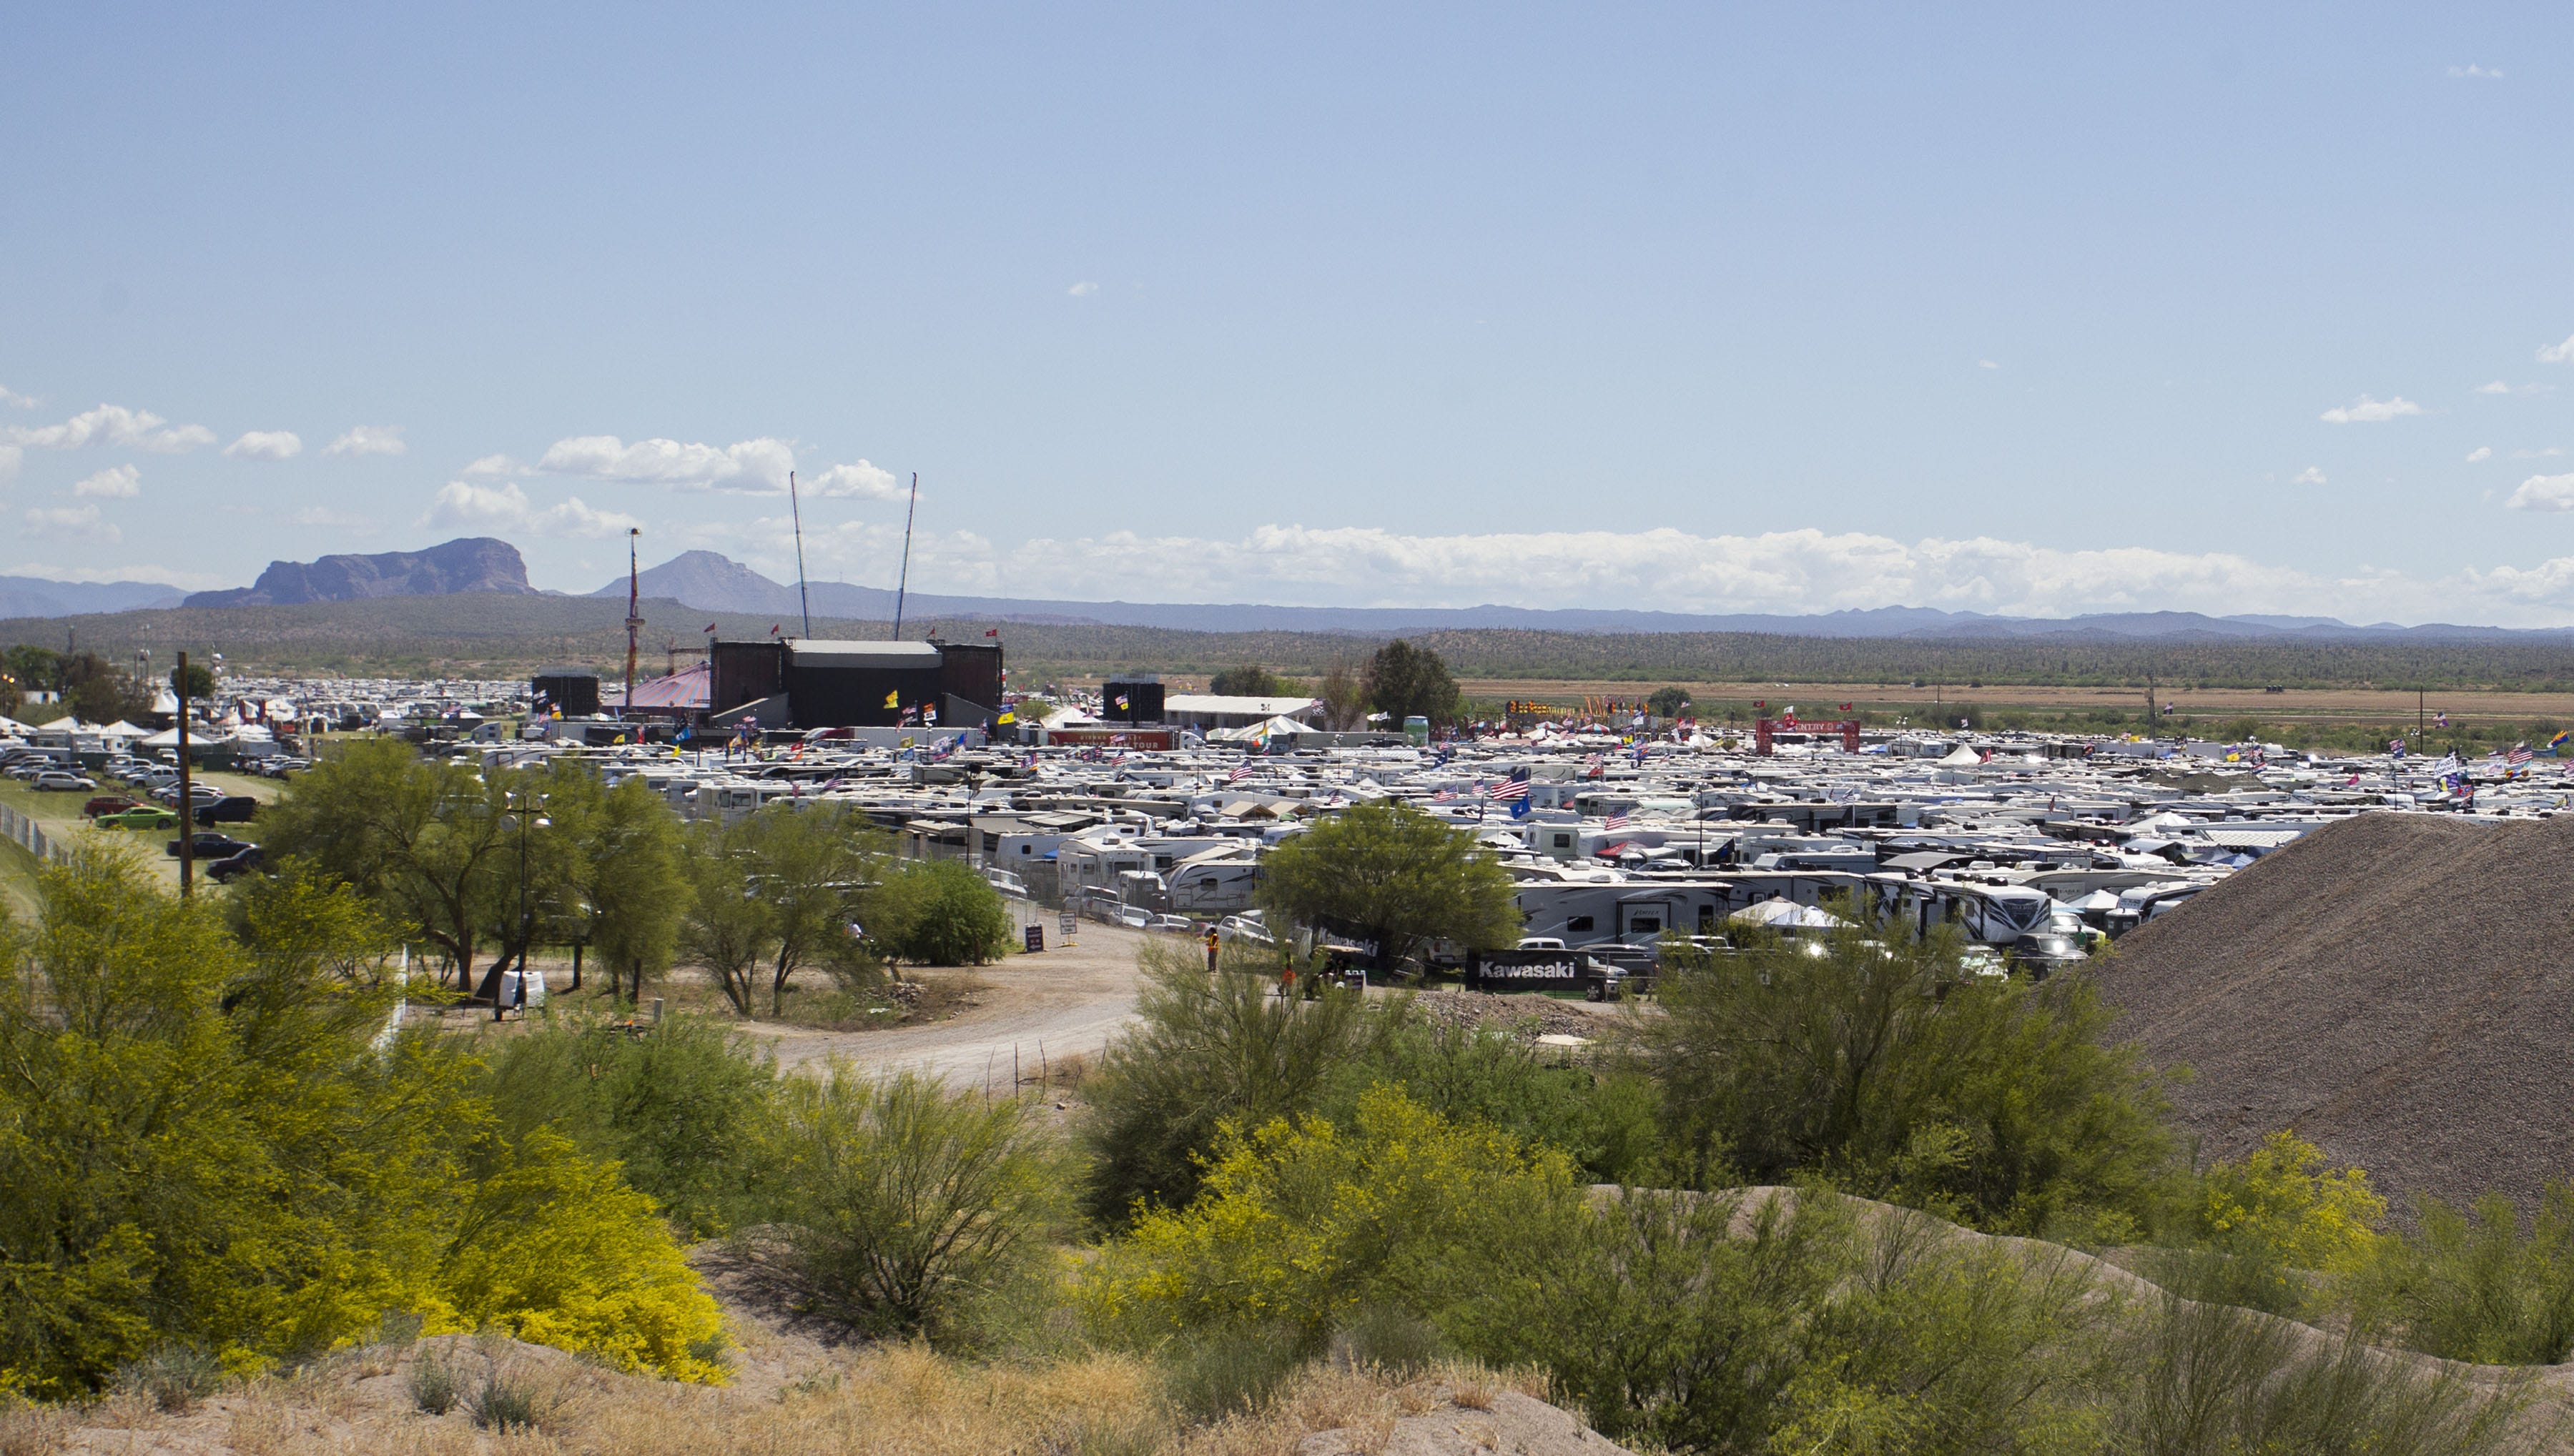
[745,922,1153,1091]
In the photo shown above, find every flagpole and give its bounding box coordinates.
[789,470,812,638]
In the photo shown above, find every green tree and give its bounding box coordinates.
[1637,923,2180,1237]
[1316,660,1368,731]
[1647,685,1692,718]
[1210,664,1282,697]
[60,653,148,725]
[1362,640,1462,727]
[573,773,693,1003]
[863,856,1014,967]
[168,662,216,703]
[259,738,516,994]
[676,818,774,1017]
[1255,800,1519,973]
[739,803,882,1013]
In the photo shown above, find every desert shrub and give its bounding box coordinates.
[1078,939,1385,1227]
[863,858,1015,966]
[468,1368,546,1432]
[1155,1321,1312,1422]
[1078,1085,1578,1344]
[1336,1018,1665,1186]
[2349,1184,2574,1365]
[746,1064,1069,1344]
[1441,1187,2113,1454]
[0,851,731,1395]
[407,1349,461,1414]
[112,1344,225,1413]
[2196,1131,2383,1274]
[483,1012,780,1237]
[2105,1275,2530,1456]
[433,1127,731,1383]
[1638,923,2181,1237]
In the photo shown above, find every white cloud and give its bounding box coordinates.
[425,480,643,539]
[2292,467,2327,485]
[1067,281,1100,297]
[224,430,303,460]
[0,385,38,409]
[0,445,18,481]
[806,460,904,500]
[2508,474,2574,512]
[2515,447,2567,459]
[72,465,141,498]
[23,503,119,542]
[668,516,2574,628]
[2448,63,2504,79]
[2475,380,2512,395]
[2467,446,2493,462]
[5,402,215,453]
[2541,334,2574,365]
[460,453,526,477]
[325,425,408,457]
[2319,395,2422,424]
[1977,359,2000,370]
[536,434,798,494]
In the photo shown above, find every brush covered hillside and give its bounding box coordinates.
[14,591,2574,690]
[18,762,2574,1456]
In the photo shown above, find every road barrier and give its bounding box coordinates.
[0,803,72,865]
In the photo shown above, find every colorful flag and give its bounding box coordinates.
[984,628,999,638]
[2508,744,2533,766]
[1603,811,1629,831]
[1486,768,1531,802]
[1229,763,1252,782]
[884,689,901,709]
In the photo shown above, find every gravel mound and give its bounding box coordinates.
[2096,812,2574,1214]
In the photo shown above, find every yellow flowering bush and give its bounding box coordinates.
[2200,1131,2385,1273]
[1078,1084,1577,1340]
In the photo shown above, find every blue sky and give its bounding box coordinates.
[4,4,2571,622]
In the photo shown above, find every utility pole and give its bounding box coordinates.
[176,651,194,898]
[623,528,644,719]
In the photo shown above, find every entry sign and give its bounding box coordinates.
[1059,913,1078,941]
[1025,923,1045,954]
[1467,951,1587,994]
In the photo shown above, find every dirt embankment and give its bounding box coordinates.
[2094,812,2574,1216]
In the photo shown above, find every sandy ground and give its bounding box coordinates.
[744,921,1154,1091]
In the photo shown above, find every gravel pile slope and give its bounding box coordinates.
[2096,812,2574,1213]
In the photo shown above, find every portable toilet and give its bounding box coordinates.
[1404,715,1430,744]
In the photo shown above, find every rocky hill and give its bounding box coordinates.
[184,537,536,608]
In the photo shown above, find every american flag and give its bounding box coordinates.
[1433,788,1454,801]
[1229,762,1253,782]
[2508,743,2533,765]
[1603,811,1629,831]
[1486,769,1531,802]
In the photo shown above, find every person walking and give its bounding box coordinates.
[1203,925,1221,974]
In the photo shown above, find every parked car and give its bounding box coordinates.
[193,796,260,826]
[31,771,98,792]
[167,833,256,861]
[207,845,267,883]
[1147,913,1196,934]
[82,794,140,818]
[96,806,179,830]
[1113,906,1154,930]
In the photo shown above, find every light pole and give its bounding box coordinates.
[504,788,549,1020]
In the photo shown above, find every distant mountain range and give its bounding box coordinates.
[6,541,2569,640]
[0,575,185,619]
[590,550,2574,643]
[185,538,536,609]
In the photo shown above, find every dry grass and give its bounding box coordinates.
[0,1340,1569,1456]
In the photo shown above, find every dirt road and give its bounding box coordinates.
[746,922,1153,1091]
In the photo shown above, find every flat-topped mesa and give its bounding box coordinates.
[184,538,538,608]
